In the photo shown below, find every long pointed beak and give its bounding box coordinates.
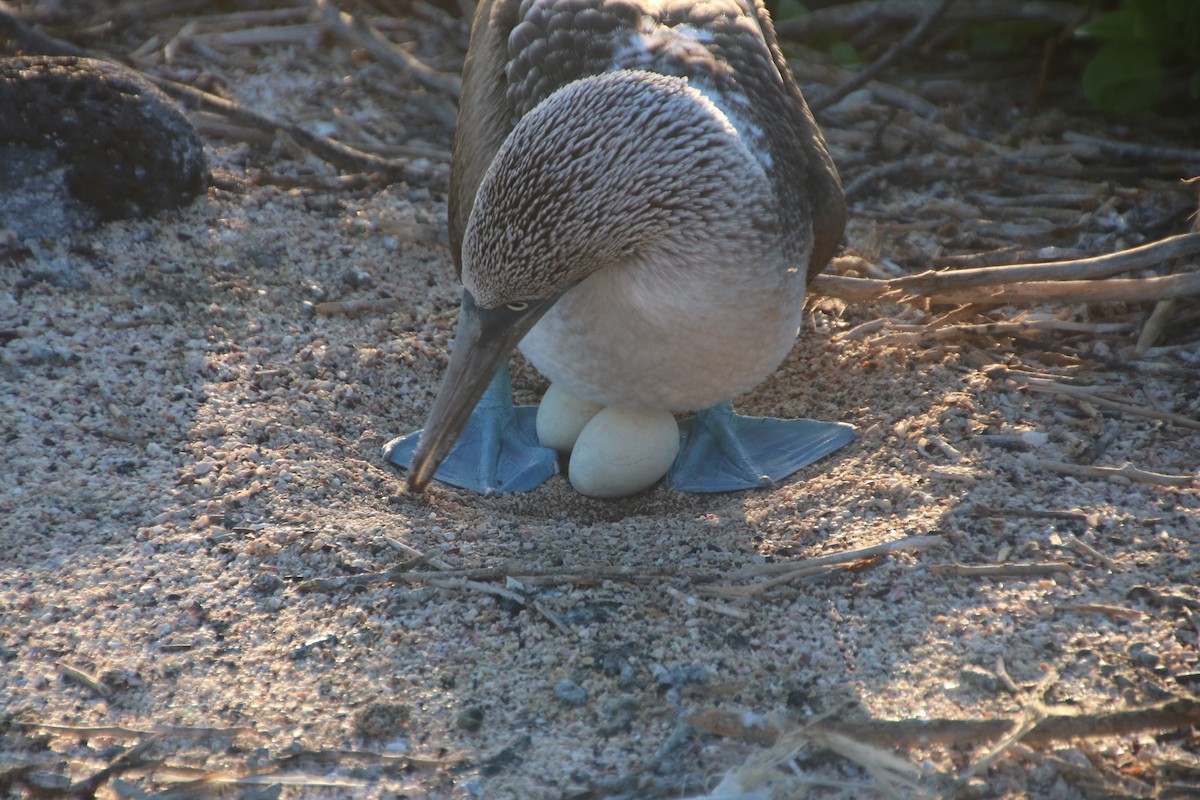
[406,290,557,492]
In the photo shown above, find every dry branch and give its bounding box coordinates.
[1063,131,1200,165]
[893,233,1200,292]
[857,317,1139,348]
[816,268,1200,306]
[814,233,1200,306]
[315,297,403,317]
[725,535,946,580]
[810,0,953,113]
[920,269,1200,306]
[1136,298,1178,353]
[1033,458,1196,487]
[16,721,251,738]
[700,535,945,597]
[970,505,1094,522]
[295,536,945,601]
[55,661,110,698]
[1055,603,1142,619]
[929,561,1072,578]
[153,768,365,790]
[295,563,680,593]
[156,76,447,186]
[0,1,91,57]
[1064,535,1117,569]
[665,585,751,621]
[946,711,1045,798]
[687,696,1200,749]
[1017,377,1200,431]
[311,0,461,99]
[776,0,1090,40]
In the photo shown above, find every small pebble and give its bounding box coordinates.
[25,773,71,792]
[960,665,1002,693]
[1127,642,1160,669]
[354,701,412,739]
[250,573,283,595]
[246,747,273,768]
[341,268,374,288]
[615,663,636,688]
[596,695,640,736]
[479,733,530,777]
[288,633,337,660]
[785,686,811,710]
[553,679,588,707]
[651,662,709,689]
[456,705,485,731]
[1020,430,1049,448]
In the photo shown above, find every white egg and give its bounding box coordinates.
[536,382,604,453]
[568,407,680,498]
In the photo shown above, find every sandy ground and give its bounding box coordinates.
[2,5,1199,798]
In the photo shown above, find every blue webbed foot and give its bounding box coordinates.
[382,365,558,495]
[666,402,856,493]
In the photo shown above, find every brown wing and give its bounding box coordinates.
[748,0,845,280]
[448,0,521,275]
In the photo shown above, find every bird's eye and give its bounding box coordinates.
[506,302,529,311]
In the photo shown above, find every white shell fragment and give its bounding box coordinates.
[568,407,680,498]
[536,382,604,453]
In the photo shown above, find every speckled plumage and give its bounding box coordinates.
[396,0,849,492]
[453,0,843,271]
[452,0,844,410]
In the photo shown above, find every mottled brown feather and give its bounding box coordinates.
[448,0,844,282]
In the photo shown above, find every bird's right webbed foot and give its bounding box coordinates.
[382,365,559,496]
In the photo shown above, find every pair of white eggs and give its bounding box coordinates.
[535,383,679,498]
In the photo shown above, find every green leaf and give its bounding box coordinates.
[1130,0,1199,46]
[967,21,1041,56]
[1082,41,1167,114]
[1076,10,1144,43]
[773,0,808,22]
[827,40,860,67]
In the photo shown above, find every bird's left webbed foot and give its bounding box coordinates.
[382,365,559,496]
[666,402,856,493]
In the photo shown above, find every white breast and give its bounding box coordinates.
[518,242,808,412]
[489,65,815,412]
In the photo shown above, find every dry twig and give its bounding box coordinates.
[700,535,945,597]
[296,562,681,593]
[665,585,751,621]
[1055,603,1143,619]
[1016,376,1200,431]
[723,535,945,581]
[810,0,955,113]
[55,661,110,698]
[929,561,1072,578]
[315,297,404,317]
[776,0,1091,40]
[687,696,1200,749]
[1063,131,1200,165]
[814,232,1200,304]
[1032,458,1196,487]
[815,269,1200,306]
[16,721,251,738]
[157,75,447,186]
[311,0,462,99]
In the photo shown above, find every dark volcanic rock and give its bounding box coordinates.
[0,56,207,233]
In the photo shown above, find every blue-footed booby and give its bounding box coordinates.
[383,0,856,496]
